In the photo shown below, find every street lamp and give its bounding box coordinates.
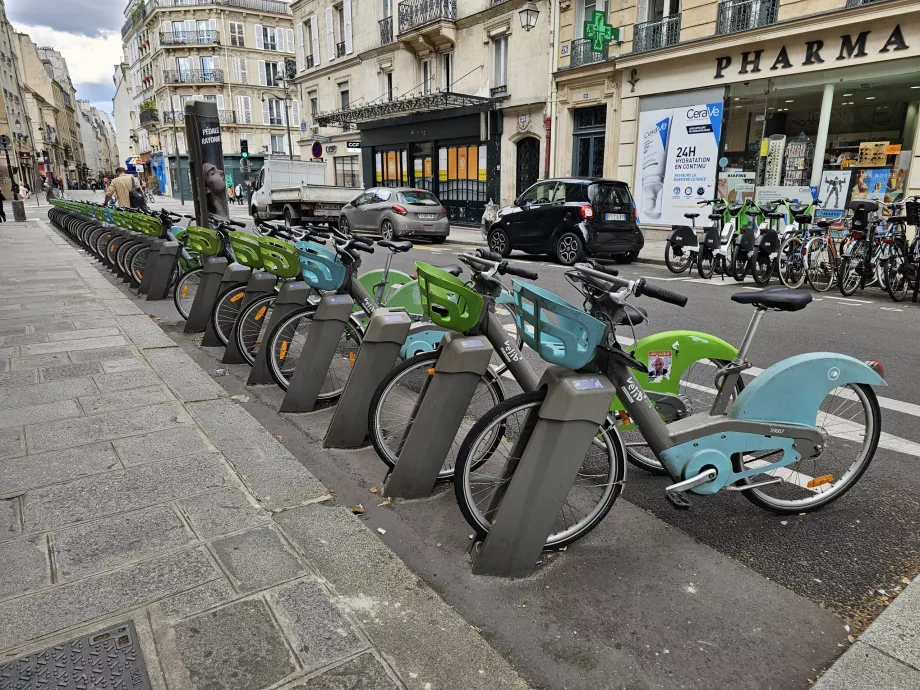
[13,118,25,199]
[519,1,539,31]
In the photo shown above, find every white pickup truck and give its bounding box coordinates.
[249,158,357,227]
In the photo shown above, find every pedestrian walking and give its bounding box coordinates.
[104,167,140,208]
[0,189,7,223]
[228,185,236,204]
[44,177,54,203]
[235,183,244,205]
[18,183,27,200]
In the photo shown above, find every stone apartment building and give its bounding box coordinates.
[289,0,551,222]
[0,0,36,198]
[34,47,85,186]
[119,0,299,197]
[78,101,119,179]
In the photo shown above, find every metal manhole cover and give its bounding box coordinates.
[0,621,152,690]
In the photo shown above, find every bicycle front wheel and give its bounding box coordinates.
[778,236,806,288]
[368,350,505,479]
[739,383,881,514]
[210,282,249,346]
[805,237,834,292]
[751,247,775,286]
[130,247,152,284]
[234,293,276,366]
[886,242,910,302]
[173,267,203,320]
[455,390,624,549]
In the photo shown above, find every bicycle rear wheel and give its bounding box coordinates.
[805,237,834,292]
[454,390,624,549]
[173,267,203,319]
[778,236,806,288]
[665,244,693,274]
[696,247,715,279]
[886,242,910,302]
[751,247,775,286]
[210,282,249,346]
[739,383,880,514]
[838,243,867,296]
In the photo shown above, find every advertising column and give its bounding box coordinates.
[184,100,230,226]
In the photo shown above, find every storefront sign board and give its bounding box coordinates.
[478,147,487,181]
[717,171,755,204]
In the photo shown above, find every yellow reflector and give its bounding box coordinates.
[181,285,189,298]
[349,352,356,367]
[134,269,142,280]
[109,245,115,253]
[807,474,834,488]
[279,340,289,360]
[255,306,267,321]
[230,292,244,303]
[427,368,436,376]
[617,410,631,425]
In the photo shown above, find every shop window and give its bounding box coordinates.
[335,156,360,188]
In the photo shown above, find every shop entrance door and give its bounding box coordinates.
[411,143,434,192]
[516,138,540,196]
[437,143,487,224]
[573,106,607,178]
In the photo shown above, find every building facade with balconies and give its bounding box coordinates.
[290,0,553,223]
[551,0,920,236]
[121,0,298,198]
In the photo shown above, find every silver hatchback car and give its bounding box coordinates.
[339,187,450,242]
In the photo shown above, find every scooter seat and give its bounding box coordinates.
[378,240,413,252]
[731,288,812,312]
[435,264,462,277]
[816,220,831,229]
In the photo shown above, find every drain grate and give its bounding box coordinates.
[0,621,152,690]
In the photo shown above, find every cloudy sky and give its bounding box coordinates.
[7,0,123,122]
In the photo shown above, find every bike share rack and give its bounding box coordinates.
[145,241,181,301]
[279,294,355,413]
[184,257,228,332]
[324,307,412,449]
[220,271,276,363]
[136,238,165,295]
[200,264,253,345]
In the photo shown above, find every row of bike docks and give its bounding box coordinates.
[46,199,887,580]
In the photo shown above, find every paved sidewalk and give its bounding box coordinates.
[0,219,529,690]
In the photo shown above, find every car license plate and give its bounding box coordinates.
[418,213,436,220]
[605,213,626,221]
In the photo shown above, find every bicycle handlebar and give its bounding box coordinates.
[634,278,689,307]
[476,248,504,261]
[500,262,538,280]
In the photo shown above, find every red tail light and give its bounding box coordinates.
[579,205,595,220]
[866,360,885,379]
[441,207,448,216]
[410,274,417,280]
[633,206,638,221]
[392,205,408,216]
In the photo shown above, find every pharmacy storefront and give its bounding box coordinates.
[619,7,920,229]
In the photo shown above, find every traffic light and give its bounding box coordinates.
[240,139,249,158]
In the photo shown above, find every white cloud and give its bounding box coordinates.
[13,25,122,86]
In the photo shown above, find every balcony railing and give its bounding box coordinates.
[336,41,347,57]
[490,0,511,5]
[306,54,315,68]
[398,0,457,33]
[716,0,778,35]
[380,16,394,45]
[159,30,220,45]
[162,109,236,124]
[569,38,608,68]
[152,0,290,13]
[139,109,159,125]
[632,14,681,53]
[845,0,888,6]
[162,68,224,84]
[490,85,508,98]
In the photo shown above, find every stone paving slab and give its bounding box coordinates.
[210,525,307,593]
[111,426,216,467]
[0,443,121,497]
[38,361,104,382]
[78,384,174,415]
[20,334,128,356]
[291,653,401,690]
[0,377,98,410]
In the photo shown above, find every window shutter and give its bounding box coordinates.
[344,0,353,54]
[185,19,195,35]
[236,95,243,121]
[286,28,294,53]
[311,18,321,66]
[292,100,300,127]
[296,24,305,70]
[325,7,335,60]
[262,99,270,126]
[255,24,264,49]
[239,58,248,84]
[217,95,225,111]
[172,95,180,115]
[636,0,649,24]
[209,18,217,31]
[258,60,267,86]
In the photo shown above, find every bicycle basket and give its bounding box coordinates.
[257,236,301,279]
[511,280,605,370]
[296,241,345,291]
[135,215,163,237]
[185,226,223,257]
[228,231,263,268]
[415,262,483,333]
[906,202,920,226]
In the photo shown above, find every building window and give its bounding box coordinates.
[264,60,282,86]
[335,156,360,187]
[232,57,248,83]
[441,53,452,92]
[309,90,318,120]
[266,98,284,125]
[573,105,606,178]
[339,81,349,109]
[262,26,278,51]
[271,134,285,154]
[421,59,432,95]
[493,35,508,89]
[385,72,393,101]
[229,22,244,47]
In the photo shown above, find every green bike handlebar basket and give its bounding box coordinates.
[415,261,482,333]
[227,231,263,268]
[295,241,345,291]
[257,236,301,279]
[185,226,223,257]
[511,280,605,370]
[135,215,162,237]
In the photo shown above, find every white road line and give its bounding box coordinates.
[641,276,693,282]
[823,295,872,304]
[821,412,920,457]
[881,307,904,312]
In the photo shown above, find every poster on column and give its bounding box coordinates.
[816,169,852,219]
[635,103,723,227]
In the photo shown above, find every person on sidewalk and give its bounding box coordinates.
[18,183,27,200]
[104,168,137,208]
[0,189,6,222]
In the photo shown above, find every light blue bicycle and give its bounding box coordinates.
[455,266,885,546]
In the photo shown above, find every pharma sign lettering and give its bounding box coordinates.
[714,25,909,78]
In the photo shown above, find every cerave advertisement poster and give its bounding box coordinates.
[635,103,723,227]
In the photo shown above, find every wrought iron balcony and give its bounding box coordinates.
[398,0,457,33]
[152,0,290,13]
[490,0,511,5]
[162,109,236,124]
[139,109,159,126]
[490,85,508,98]
[715,0,778,35]
[306,54,315,68]
[162,69,224,84]
[845,0,888,6]
[336,41,347,57]
[569,38,608,68]
[380,16,394,45]
[159,30,220,46]
[633,14,681,53]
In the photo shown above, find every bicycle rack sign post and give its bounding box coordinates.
[220,271,277,364]
[136,238,165,295]
[472,367,617,578]
[383,332,493,499]
[200,265,253,346]
[184,257,229,333]
[145,241,181,300]
[324,308,412,449]
[247,281,312,385]
[280,294,355,413]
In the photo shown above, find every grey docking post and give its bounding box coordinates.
[247,281,313,385]
[200,264,253,346]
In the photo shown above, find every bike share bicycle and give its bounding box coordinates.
[884,196,920,302]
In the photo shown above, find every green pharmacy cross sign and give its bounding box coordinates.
[584,10,618,52]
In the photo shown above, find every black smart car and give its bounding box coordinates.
[484,178,644,265]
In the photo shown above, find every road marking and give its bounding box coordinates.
[881,307,904,312]
[642,276,692,282]
[821,412,920,457]
[823,295,872,304]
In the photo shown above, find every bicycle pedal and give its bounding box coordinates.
[665,489,693,510]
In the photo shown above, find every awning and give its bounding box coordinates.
[316,91,497,128]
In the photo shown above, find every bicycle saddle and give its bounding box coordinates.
[745,209,761,217]
[794,214,812,224]
[435,264,462,277]
[378,239,413,252]
[713,206,727,214]
[684,212,700,220]
[815,220,831,229]
[707,213,723,221]
[728,204,745,214]
[731,288,812,312]
[766,212,786,220]
[789,204,811,214]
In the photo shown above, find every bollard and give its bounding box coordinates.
[12,200,26,222]
[279,294,355,413]
[247,281,313,385]
[220,271,277,364]
[383,332,493,499]
[145,241,181,301]
[137,238,165,295]
[324,308,412,449]
[471,366,617,578]
[200,264,253,346]
[184,257,229,333]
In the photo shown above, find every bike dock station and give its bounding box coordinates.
[219,270,276,364]
[144,240,180,301]
[200,263,253,345]
[247,280,312,385]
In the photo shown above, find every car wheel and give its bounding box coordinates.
[488,227,512,258]
[283,205,296,227]
[555,232,584,266]
[339,216,350,235]
[432,236,446,244]
[613,250,640,264]
[381,219,396,240]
